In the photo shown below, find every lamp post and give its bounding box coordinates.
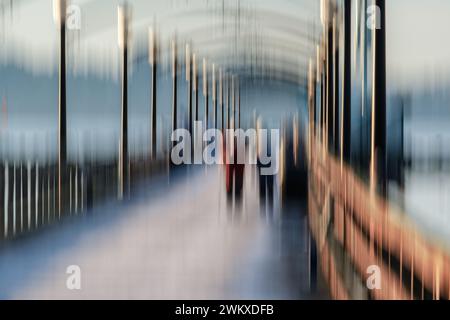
[232,75,235,131]
[186,44,193,160]
[237,77,240,129]
[220,69,224,131]
[172,39,178,146]
[316,45,321,139]
[370,0,387,195]
[203,58,208,130]
[118,4,131,199]
[308,58,315,163]
[327,20,334,152]
[342,0,352,163]
[53,0,67,215]
[186,44,192,136]
[212,64,217,129]
[193,54,198,125]
[149,27,157,159]
[227,74,231,130]
[333,15,340,155]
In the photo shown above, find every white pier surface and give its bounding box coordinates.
[0,166,325,299]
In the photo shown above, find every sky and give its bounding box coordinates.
[1,0,449,82]
[386,0,450,83]
[0,0,318,78]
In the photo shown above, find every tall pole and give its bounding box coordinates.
[203,58,208,129]
[342,0,352,163]
[318,41,323,144]
[327,22,334,152]
[193,54,198,123]
[237,78,241,129]
[321,55,325,144]
[321,1,329,151]
[227,74,231,130]
[212,64,217,129]
[220,69,224,131]
[333,16,340,155]
[149,28,157,159]
[186,44,193,158]
[193,53,199,159]
[314,45,322,138]
[308,59,315,162]
[186,44,192,133]
[118,5,129,199]
[54,0,67,215]
[172,39,178,144]
[362,0,369,165]
[370,0,387,195]
[232,76,236,130]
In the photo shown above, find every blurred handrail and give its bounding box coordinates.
[309,136,450,300]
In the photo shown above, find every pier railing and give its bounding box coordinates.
[0,156,167,240]
[308,137,450,300]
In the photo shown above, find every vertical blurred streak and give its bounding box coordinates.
[54,0,67,216]
[225,74,231,129]
[193,54,198,123]
[35,161,38,228]
[81,168,84,212]
[320,0,327,26]
[53,164,57,219]
[149,27,157,160]
[333,16,340,155]
[322,3,329,152]
[27,161,31,230]
[354,0,361,60]
[342,0,352,165]
[360,0,368,117]
[327,19,334,152]
[203,58,208,130]
[186,44,193,151]
[362,0,370,169]
[20,162,23,231]
[227,74,231,130]
[41,159,44,225]
[410,236,415,300]
[12,162,16,236]
[69,165,72,214]
[320,45,325,147]
[212,64,217,129]
[220,69,224,131]
[172,39,178,146]
[75,163,78,214]
[370,0,386,196]
[118,5,130,200]
[47,159,50,223]
[232,75,235,130]
[323,41,327,158]
[224,73,228,130]
[237,77,240,129]
[308,58,314,164]
[4,162,8,238]
[316,45,321,139]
